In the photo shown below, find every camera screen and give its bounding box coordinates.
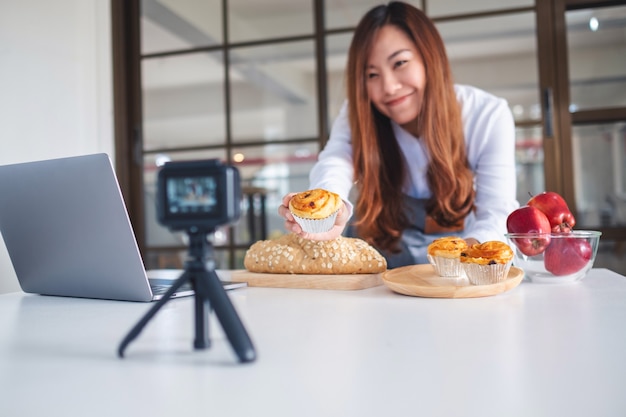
[165,176,218,216]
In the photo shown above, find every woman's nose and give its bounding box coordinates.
[382,73,401,95]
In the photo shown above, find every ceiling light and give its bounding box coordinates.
[589,17,599,32]
[155,154,171,167]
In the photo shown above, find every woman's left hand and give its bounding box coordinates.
[278,193,350,241]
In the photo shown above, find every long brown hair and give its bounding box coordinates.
[346,1,474,252]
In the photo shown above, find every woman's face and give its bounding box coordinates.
[366,24,426,133]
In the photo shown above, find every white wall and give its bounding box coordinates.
[0,0,113,294]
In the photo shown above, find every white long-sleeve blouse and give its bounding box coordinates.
[309,84,520,244]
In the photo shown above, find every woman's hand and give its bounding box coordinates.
[278,193,349,241]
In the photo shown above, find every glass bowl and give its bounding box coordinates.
[504,230,602,283]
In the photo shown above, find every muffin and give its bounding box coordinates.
[460,241,514,285]
[426,236,468,277]
[288,188,343,234]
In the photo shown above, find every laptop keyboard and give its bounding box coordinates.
[149,280,193,295]
[149,278,247,295]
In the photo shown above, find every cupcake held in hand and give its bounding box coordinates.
[289,188,342,234]
[427,236,468,277]
[460,241,514,285]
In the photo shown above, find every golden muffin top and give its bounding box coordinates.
[289,188,342,219]
[427,236,468,258]
[460,241,514,265]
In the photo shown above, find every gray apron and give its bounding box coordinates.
[347,194,465,269]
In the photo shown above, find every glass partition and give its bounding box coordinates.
[324,0,420,29]
[437,12,540,122]
[515,125,545,204]
[326,33,352,123]
[141,0,222,55]
[426,0,533,18]
[229,41,318,143]
[572,123,626,228]
[142,51,226,151]
[566,5,626,112]
[228,0,312,42]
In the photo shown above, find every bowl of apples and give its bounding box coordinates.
[505,191,602,283]
[505,231,601,283]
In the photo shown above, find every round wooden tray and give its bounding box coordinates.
[382,264,524,298]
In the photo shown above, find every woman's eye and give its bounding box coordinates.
[367,72,379,79]
[394,60,408,69]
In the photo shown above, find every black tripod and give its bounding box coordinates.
[118,228,256,362]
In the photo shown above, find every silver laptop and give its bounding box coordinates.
[0,153,245,302]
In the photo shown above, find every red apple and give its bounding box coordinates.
[506,206,552,256]
[527,191,576,232]
[544,236,592,276]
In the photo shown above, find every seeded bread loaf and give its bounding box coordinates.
[244,233,387,274]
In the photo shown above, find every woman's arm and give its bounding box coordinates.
[279,102,355,240]
[463,93,520,243]
[309,102,355,201]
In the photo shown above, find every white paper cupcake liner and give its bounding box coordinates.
[462,262,512,285]
[291,210,338,234]
[427,255,464,277]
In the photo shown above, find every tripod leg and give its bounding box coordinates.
[193,292,210,349]
[117,271,191,358]
[196,268,256,363]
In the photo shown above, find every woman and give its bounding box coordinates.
[278,1,519,268]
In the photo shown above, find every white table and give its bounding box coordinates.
[1,268,625,417]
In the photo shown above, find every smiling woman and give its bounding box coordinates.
[365,25,426,131]
[278,1,519,269]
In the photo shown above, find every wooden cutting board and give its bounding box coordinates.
[382,264,524,298]
[229,269,383,290]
